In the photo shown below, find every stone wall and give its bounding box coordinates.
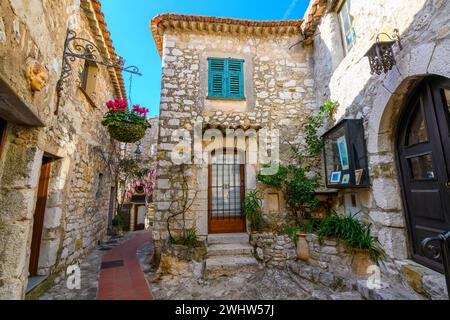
[0,0,120,299]
[250,232,297,268]
[252,231,448,299]
[154,28,317,246]
[307,0,450,262]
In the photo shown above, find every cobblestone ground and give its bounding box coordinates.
[38,231,152,300]
[148,268,356,300]
[38,231,363,300]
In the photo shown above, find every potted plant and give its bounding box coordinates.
[296,220,318,261]
[243,191,264,232]
[317,213,386,276]
[102,99,151,143]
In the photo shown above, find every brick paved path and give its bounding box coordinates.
[97,231,153,300]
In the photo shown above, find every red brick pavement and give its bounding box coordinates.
[97,231,153,300]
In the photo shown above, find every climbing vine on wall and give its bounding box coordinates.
[257,100,338,223]
[305,100,338,156]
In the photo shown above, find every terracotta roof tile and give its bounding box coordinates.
[150,13,303,57]
[90,0,127,100]
[303,0,328,44]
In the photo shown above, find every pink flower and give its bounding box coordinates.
[118,99,128,109]
[106,100,115,109]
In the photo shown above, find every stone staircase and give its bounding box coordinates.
[205,233,261,278]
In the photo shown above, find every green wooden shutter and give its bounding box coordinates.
[208,58,226,98]
[227,59,244,99]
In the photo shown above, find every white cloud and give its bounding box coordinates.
[283,0,300,20]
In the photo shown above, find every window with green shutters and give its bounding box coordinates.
[208,58,244,99]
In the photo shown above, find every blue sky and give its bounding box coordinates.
[102,0,310,118]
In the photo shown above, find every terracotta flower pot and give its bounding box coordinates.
[107,122,147,143]
[296,232,310,261]
[351,249,373,276]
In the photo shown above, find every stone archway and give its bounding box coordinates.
[366,69,450,262]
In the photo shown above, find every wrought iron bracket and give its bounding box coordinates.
[56,29,142,102]
[375,29,403,50]
[365,29,403,75]
[421,231,450,299]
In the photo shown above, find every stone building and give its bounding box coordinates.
[122,116,159,231]
[0,0,126,299]
[150,14,316,241]
[151,0,449,296]
[301,0,449,292]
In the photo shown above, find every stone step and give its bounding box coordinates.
[356,280,425,300]
[329,291,364,300]
[205,255,261,278]
[207,243,254,257]
[208,233,250,245]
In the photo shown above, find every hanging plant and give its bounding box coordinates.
[101,99,151,143]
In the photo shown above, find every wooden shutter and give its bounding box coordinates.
[227,59,244,99]
[208,58,226,98]
[208,58,244,99]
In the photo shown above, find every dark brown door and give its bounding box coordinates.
[208,150,246,233]
[397,76,450,273]
[0,118,8,158]
[134,204,146,231]
[29,156,52,276]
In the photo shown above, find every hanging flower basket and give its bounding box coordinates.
[107,122,147,143]
[101,99,151,143]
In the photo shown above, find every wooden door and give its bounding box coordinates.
[397,77,450,273]
[0,118,8,158]
[208,150,246,233]
[134,204,146,231]
[29,156,52,276]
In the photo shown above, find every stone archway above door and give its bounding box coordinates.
[396,76,450,273]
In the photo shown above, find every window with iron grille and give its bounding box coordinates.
[208,58,244,100]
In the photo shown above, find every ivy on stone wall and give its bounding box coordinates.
[256,100,338,223]
[305,100,338,156]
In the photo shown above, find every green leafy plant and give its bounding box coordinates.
[305,100,338,156]
[283,220,319,242]
[170,227,199,249]
[243,191,264,231]
[256,164,289,189]
[101,99,152,143]
[283,225,302,242]
[317,213,386,263]
[257,164,320,223]
[112,215,124,227]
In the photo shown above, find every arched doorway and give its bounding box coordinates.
[396,76,450,273]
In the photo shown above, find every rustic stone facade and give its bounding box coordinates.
[305,0,449,265]
[0,0,124,299]
[151,16,317,249]
[302,0,449,297]
[151,0,449,299]
[124,116,159,231]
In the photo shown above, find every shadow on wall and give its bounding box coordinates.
[314,0,449,261]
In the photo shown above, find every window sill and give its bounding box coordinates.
[79,87,98,108]
[206,96,246,101]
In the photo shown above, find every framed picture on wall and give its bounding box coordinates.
[337,136,349,170]
[342,174,350,184]
[355,169,364,185]
[330,171,342,184]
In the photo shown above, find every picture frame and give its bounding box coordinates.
[337,136,349,170]
[342,174,350,184]
[330,171,342,184]
[355,169,364,185]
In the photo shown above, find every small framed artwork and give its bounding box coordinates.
[355,169,364,185]
[342,174,350,184]
[337,136,350,170]
[330,171,342,184]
